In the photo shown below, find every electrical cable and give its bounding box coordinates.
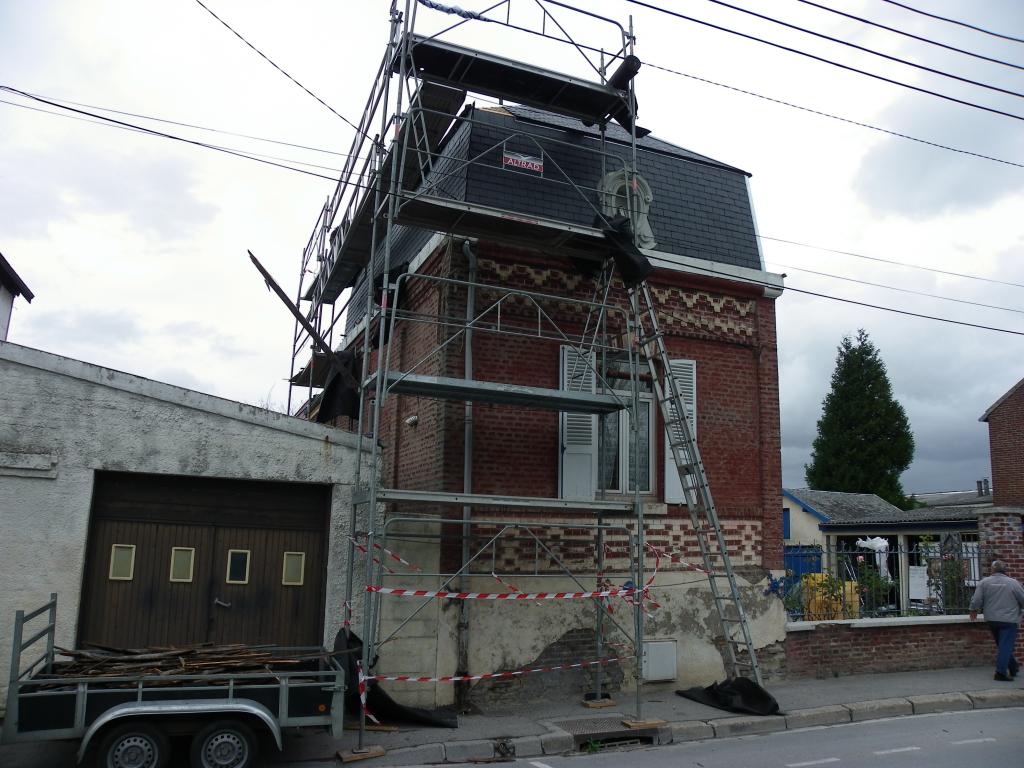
[464,5,1024,168]
[191,0,371,140]
[760,235,1024,289]
[793,0,1024,71]
[880,0,1024,45]
[37,92,354,157]
[7,88,1022,333]
[688,0,1024,98]
[766,261,1024,315]
[647,253,1024,337]
[0,85,339,183]
[622,0,1024,122]
[0,96,351,175]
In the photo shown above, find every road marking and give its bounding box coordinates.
[874,747,921,755]
[951,738,997,745]
[530,762,555,768]
[785,760,840,767]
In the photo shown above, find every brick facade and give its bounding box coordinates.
[353,239,783,576]
[984,380,1024,507]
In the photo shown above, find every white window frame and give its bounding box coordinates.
[282,551,306,586]
[225,549,251,585]
[599,395,656,495]
[169,547,196,583]
[108,544,136,581]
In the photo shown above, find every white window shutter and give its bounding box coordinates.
[664,359,696,504]
[559,346,597,501]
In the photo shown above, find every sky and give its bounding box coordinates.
[2,0,1022,495]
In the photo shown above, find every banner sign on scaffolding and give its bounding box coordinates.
[502,149,544,175]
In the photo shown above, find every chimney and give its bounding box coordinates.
[983,478,991,497]
[977,480,984,497]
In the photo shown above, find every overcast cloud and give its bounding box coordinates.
[2,0,1022,495]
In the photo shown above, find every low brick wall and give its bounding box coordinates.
[784,618,994,678]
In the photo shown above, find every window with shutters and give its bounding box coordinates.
[597,358,654,494]
[664,359,697,504]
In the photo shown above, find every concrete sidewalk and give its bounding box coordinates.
[277,666,1024,766]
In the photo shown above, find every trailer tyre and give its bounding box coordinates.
[189,719,259,768]
[97,721,170,768]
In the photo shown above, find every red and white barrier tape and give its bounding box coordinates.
[342,600,352,629]
[366,585,643,600]
[348,537,396,575]
[360,656,624,684]
[373,542,422,571]
[356,660,380,724]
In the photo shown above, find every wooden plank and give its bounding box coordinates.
[339,745,387,763]
[621,718,667,729]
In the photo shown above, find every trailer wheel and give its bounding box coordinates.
[189,719,258,768]
[97,721,170,768]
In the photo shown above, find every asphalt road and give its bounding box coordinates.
[515,709,1023,768]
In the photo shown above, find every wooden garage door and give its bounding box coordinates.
[78,472,331,649]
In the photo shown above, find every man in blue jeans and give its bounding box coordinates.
[969,560,1024,681]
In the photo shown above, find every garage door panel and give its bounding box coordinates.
[81,472,330,650]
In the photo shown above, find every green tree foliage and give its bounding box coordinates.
[805,330,915,508]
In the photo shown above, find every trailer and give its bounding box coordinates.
[2,594,346,768]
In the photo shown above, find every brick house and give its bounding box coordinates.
[312,102,789,703]
[981,377,1024,510]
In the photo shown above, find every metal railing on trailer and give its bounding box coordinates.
[2,595,347,766]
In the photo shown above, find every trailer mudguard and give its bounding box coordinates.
[76,699,281,763]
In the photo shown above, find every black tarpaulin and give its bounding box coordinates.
[334,631,458,728]
[676,677,782,716]
[599,215,653,287]
[314,350,359,423]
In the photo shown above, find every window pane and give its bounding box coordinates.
[282,552,305,586]
[169,548,195,582]
[599,414,619,491]
[226,550,250,584]
[109,544,135,581]
[627,403,651,492]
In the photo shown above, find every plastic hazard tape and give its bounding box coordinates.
[356,660,380,724]
[365,585,643,600]
[360,656,623,684]
[348,537,395,574]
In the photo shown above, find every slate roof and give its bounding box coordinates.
[784,488,979,526]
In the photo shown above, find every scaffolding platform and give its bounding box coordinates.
[395,33,632,127]
[374,371,627,413]
[352,487,634,512]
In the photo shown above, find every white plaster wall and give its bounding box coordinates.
[0,342,371,708]
[783,498,825,545]
[0,285,13,341]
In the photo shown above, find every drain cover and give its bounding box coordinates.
[554,717,627,736]
[553,716,658,749]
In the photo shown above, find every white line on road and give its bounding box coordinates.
[785,760,841,767]
[530,762,555,768]
[951,738,997,745]
[874,747,921,755]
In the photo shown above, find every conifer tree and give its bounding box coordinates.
[805,329,915,508]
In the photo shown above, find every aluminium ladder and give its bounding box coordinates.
[627,280,763,685]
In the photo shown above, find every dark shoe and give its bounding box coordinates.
[994,672,1013,681]
[1009,659,1020,677]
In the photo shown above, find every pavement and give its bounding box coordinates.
[276,666,1024,766]
[2,667,1021,766]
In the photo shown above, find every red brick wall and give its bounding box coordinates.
[353,239,783,571]
[986,382,1024,506]
[976,509,1024,659]
[784,623,993,678]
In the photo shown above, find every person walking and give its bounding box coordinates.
[969,560,1024,681]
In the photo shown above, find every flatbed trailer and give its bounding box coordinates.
[2,594,346,767]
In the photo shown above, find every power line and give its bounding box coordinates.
[691,0,1024,99]
[881,0,1024,45]
[0,96,352,175]
[622,0,1024,122]
[0,85,339,183]
[191,0,370,139]
[760,235,1024,290]
[794,0,1024,71]
[450,7,1024,169]
[647,254,1024,337]
[39,92,352,157]
[767,261,1024,314]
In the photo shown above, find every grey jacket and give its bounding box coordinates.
[969,572,1024,623]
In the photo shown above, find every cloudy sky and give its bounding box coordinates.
[2,0,1022,494]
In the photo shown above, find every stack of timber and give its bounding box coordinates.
[38,643,330,684]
